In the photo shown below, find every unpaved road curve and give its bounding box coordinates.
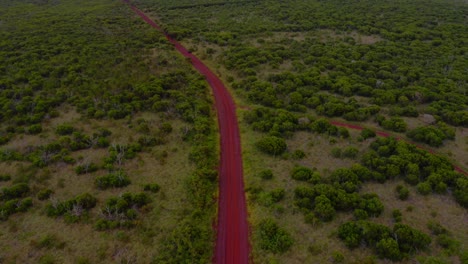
[124,1,250,263]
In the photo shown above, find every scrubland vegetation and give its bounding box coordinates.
[135,0,467,263]
[1,0,466,263]
[0,0,217,263]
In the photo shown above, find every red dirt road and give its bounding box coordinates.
[124,1,250,263]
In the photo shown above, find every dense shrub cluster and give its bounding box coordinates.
[0,183,30,201]
[362,137,466,207]
[407,123,455,147]
[258,219,293,253]
[376,115,407,132]
[256,136,287,156]
[95,171,131,189]
[244,107,300,137]
[338,221,431,261]
[45,193,97,223]
[0,180,32,221]
[295,179,384,222]
[95,192,151,230]
[291,166,321,183]
[0,197,33,221]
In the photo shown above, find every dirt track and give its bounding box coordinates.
[124,1,250,263]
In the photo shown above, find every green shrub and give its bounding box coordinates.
[407,126,448,147]
[270,189,285,203]
[46,193,97,218]
[75,163,99,175]
[331,251,345,263]
[95,192,151,230]
[259,169,273,180]
[160,122,173,134]
[417,181,432,195]
[434,182,447,194]
[37,189,53,200]
[342,146,359,159]
[358,194,384,217]
[393,223,431,253]
[256,136,287,156]
[380,117,407,132]
[338,221,362,248]
[95,172,131,189]
[0,174,11,182]
[258,219,293,253]
[0,135,11,145]
[392,209,402,223]
[96,137,110,148]
[143,183,160,193]
[0,197,33,220]
[361,128,376,139]
[338,127,350,138]
[427,221,448,235]
[38,254,55,264]
[0,183,30,201]
[292,149,306,159]
[395,185,409,200]
[331,147,342,158]
[353,209,368,220]
[376,238,402,261]
[32,234,65,250]
[55,124,75,135]
[291,166,313,181]
[26,124,42,135]
[314,195,336,222]
[453,177,468,208]
[436,234,460,253]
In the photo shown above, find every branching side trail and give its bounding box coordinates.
[123,1,250,263]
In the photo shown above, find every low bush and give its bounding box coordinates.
[256,136,287,156]
[395,185,409,200]
[95,171,131,189]
[0,183,30,201]
[259,169,273,180]
[0,175,11,182]
[95,192,151,230]
[45,193,97,220]
[258,219,293,253]
[37,189,53,200]
[143,183,160,193]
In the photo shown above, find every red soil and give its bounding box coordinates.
[124,1,250,263]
